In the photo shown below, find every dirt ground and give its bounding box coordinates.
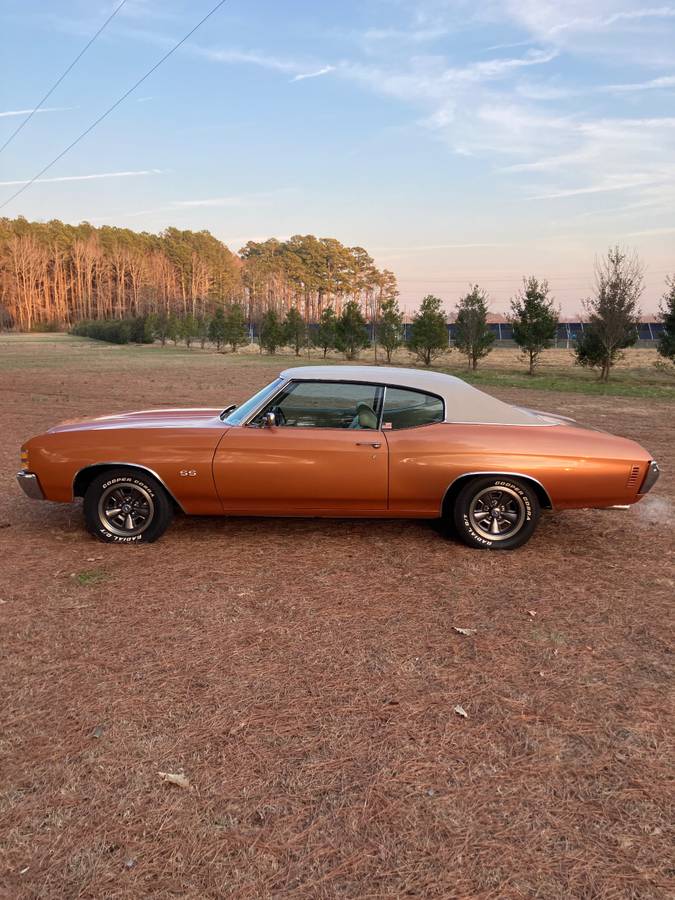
[1,336,673,899]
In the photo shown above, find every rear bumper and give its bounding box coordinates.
[638,460,660,495]
[16,471,45,500]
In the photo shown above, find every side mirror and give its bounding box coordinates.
[262,411,276,428]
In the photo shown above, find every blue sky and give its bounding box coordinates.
[1,0,674,313]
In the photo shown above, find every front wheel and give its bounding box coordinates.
[83,468,173,543]
[452,476,540,550]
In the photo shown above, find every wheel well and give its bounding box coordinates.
[442,472,552,516]
[73,464,182,511]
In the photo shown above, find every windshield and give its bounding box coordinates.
[223,377,284,425]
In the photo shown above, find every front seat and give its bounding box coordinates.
[349,402,378,429]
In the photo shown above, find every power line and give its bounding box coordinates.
[0,0,228,212]
[0,0,129,157]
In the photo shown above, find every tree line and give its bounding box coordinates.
[69,247,675,382]
[3,222,674,380]
[0,217,396,332]
[401,247,674,382]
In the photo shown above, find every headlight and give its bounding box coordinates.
[20,448,29,471]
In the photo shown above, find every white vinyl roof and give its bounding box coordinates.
[280,366,555,426]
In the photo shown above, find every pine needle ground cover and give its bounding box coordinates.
[1,335,673,897]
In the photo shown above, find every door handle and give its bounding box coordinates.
[356,441,382,448]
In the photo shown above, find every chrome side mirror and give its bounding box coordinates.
[262,411,276,428]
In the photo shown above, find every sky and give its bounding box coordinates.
[1,0,674,314]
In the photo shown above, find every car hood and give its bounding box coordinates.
[47,408,224,433]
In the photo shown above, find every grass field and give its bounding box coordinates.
[0,333,673,401]
[1,335,673,898]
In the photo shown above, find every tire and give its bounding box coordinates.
[83,468,173,544]
[452,476,540,550]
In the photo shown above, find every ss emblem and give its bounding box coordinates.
[179,469,197,477]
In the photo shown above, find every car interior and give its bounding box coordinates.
[250,380,445,431]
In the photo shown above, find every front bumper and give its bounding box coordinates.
[639,460,660,495]
[16,471,45,500]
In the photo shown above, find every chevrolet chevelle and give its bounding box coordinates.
[17,366,659,549]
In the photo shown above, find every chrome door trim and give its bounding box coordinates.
[240,378,290,426]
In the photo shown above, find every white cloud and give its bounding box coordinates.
[546,5,675,35]
[624,226,675,236]
[361,26,448,44]
[169,188,293,209]
[291,66,335,82]
[603,74,675,92]
[170,196,253,208]
[0,169,163,187]
[340,47,558,106]
[193,45,299,73]
[531,174,664,200]
[0,106,75,118]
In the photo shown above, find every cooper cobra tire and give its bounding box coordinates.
[452,476,540,550]
[83,468,173,544]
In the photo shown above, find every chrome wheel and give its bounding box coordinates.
[97,483,154,537]
[468,486,526,542]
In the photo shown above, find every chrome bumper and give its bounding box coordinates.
[16,472,45,500]
[638,460,660,495]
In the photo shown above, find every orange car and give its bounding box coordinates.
[17,366,659,549]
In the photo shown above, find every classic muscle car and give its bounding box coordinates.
[17,366,659,549]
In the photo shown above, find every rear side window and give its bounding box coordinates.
[382,387,444,430]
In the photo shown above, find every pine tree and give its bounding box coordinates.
[197,314,210,349]
[208,306,226,350]
[182,314,199,349]
[574,246,642,382]
[409,295,448,366]
[283,307,307,356]
[376,297,404,363]
[454,286,495,370]
[167,312,181,346]
[224,303,248,352]
[657,275,675,365]
[259,309,284,354]
[316,307,337,358]
[510,276,559,375]
[335,300,369,360]
[154,312,169,346]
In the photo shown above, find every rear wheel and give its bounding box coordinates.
[83,468,173,543]
[452,476,539,550]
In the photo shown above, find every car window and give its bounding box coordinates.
[381,387,444,430]
[224,377,284,425]
[255,381,383,429]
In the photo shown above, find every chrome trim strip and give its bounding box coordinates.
[441,470,553,513]
[71,463,185,511]
[444,420,558,427]
[240,378,289,426]
[16,471,45,500]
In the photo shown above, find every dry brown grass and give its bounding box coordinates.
[0,337,673,898]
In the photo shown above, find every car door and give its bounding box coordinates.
[380,385,448,515]
[212,380,388,513]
